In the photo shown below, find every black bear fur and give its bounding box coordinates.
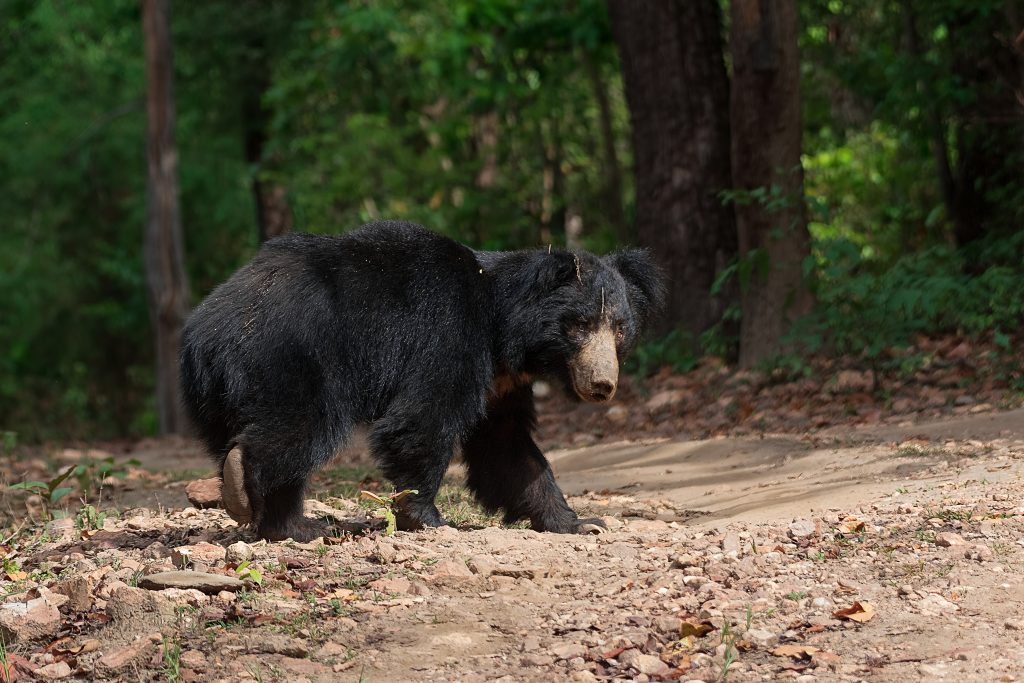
[180,221,664,541]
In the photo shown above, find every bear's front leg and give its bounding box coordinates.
[369,412,452,531]
[462,385,605,534]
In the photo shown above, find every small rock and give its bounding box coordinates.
[185,478,222,508]
[429,559,474,579]
[789,519,817,539]
[467,556,498,576]
[722,533,741,557]
[107,586,156,621]
[654,616,682,634]
[935,532,966,547]
[619,649,669,676]
[50,577,94,614]
[965,544,994,562]
[139,571,244,594]
[172,542,226,568]
[606,405,629,424]
[224,541,252,564]
[34,662,72,679]
[672,553,699,569]
[521,653,554,667]
[245,634,310,658]
[918,593,959,615]
[645,390,686,411]
[745,628,779,649]
[600,516,624,530]
[96,641,155,675]
[0,595,62,643]
[180,650,207,669]
[550,643,587,660]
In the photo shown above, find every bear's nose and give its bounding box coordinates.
[590,380,615,402]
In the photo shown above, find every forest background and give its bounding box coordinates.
[1,0,1022,441]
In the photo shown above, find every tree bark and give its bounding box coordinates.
[142,0,190,434]
[730,0,813,368]
[607,0,737,343]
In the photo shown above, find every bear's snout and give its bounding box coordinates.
[570,325,618,403]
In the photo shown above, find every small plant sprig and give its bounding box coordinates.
[235,561,264,586]
[359,489,418,536]
[9,465,77,514]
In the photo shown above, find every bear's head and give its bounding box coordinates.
[503,247,665,403]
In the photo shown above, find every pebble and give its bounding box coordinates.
[225,541,252,564]
[935,532,967,547]
[789,519,817,538]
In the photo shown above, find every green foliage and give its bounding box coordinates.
[360,489,418,537]
[234,561,264,586]
[623,329,699,378]
[74,504,107,532]
[2,0,1022,438]
[8,465,77,512]
[791,234,1024,358]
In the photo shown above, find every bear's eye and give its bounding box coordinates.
[614,322,627,340]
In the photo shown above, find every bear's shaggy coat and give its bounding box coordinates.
[181,221,663,540]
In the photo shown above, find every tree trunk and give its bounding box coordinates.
[608,0,736,344]
[581,48,629,244]
[730,0,813,368]
[142,0,190,434]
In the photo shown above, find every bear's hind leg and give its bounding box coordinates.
[462,386,604,534]
[240,423,344,542]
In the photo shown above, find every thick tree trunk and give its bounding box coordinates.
[142,0,190,434]
[607,0,737,343]
[730,0,813,368]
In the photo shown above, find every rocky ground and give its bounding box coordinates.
[2,340,1024,682]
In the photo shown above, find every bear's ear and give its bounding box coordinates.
[606,249,666,329]
[530,250,579,291]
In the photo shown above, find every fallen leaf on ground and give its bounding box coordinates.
[833,601,876,622]
[839,518,866,533]
[679,620,716,638]
[772,644,818,660]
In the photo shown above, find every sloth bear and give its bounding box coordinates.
[180,221,663,541]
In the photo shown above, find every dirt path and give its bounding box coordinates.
[3,409,1024,681]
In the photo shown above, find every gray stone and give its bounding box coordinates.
[139,571,244,594]
[0,595,61,643]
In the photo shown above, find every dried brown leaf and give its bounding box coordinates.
[678,620,716,638]
[772,644,818,660]
[833,601,876,623]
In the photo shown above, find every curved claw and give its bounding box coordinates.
[575,517,608,535]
